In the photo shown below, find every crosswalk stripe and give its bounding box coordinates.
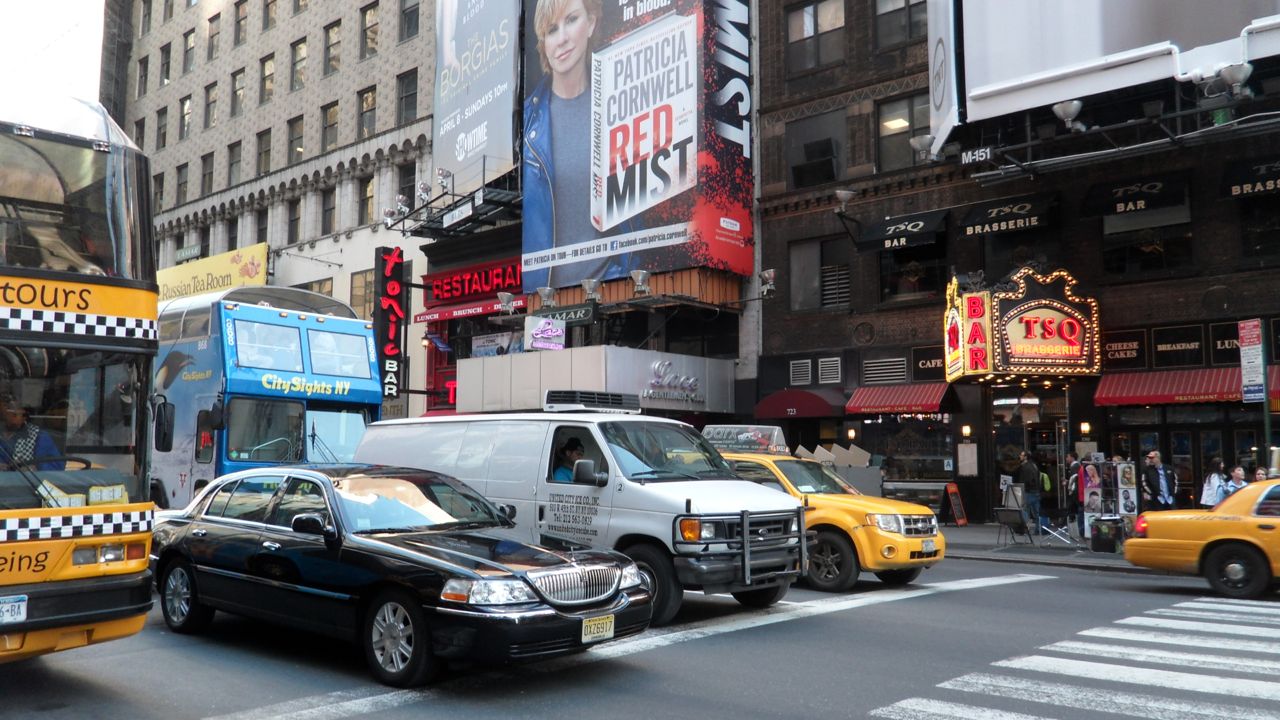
[1177,600,1280,616]
[869,697,1044,720]
[1199,596,1280,608]
[201,688,411,720]
[993,655,1280,702]
[939,672,1280,720]
[1042,640,1280,676]
[1148,608,1280,626]
[1078,627,1280,655]
[1117,616,1280,638]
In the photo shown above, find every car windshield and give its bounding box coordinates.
[600,421,735,481]
[333,469,502,533]
[775,460,859,495]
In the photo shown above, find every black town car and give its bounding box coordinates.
[151,464,651,686]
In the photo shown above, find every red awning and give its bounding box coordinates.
[413,296,526,323]
[1094,366,1280,406]
[845,382,950,414]
[754,388,847,419]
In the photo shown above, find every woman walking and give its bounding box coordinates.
[1200,457,1225,507]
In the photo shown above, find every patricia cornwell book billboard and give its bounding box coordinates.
[521,0,753,291]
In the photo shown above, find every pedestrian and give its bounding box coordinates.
[1222,465,1248,499]
[0,397,65,471]
[1141,450,1177,511]
[1253,467,1268,484]
[1064,451,1085,536]
[1017,450,1042,533]
[1200,457,1226,507]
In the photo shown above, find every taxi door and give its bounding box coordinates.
[535,424,613,549]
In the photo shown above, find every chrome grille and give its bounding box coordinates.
[526,564,621,606]
[901,515,938,537]
[725,515,794,547]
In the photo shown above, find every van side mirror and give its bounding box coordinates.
[154,400,175,452]
[208,399,225,430]
[497,503,517,521]
[573,459,608,487]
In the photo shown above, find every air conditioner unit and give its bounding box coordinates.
[544,390,642,414]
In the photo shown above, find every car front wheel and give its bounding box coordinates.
[363,589,436,688]
[1204,543,1271,599]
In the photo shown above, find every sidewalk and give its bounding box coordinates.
[939,523,1146,573]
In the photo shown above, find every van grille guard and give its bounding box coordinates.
[672,507,808,585]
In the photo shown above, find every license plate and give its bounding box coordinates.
[922,539,936,553]
[0,595,28,625]
[581,614,615,643]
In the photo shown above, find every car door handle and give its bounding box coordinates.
[1259,524,1276,531]
[538,505,545,522]
[191,529,208,537]
[262,541,281,551]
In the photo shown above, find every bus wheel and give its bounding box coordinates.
[160,558,214,633]
[624,544,683,626]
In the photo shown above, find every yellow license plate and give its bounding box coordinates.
[581,614,615,643]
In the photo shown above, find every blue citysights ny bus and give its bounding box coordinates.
[150,287,381,508]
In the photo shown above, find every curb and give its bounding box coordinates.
[945,548,1151,574]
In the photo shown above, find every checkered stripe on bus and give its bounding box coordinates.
[0,510,153,542]
[0,307,157,341]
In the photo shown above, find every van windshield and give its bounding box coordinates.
[600,422,736,481]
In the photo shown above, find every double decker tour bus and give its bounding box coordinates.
[0,97,157,662]
[151,287,381,509]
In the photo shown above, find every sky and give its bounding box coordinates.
[0,1,105,100]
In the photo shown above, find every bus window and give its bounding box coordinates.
[180,305,211,338]
[158,312,182,342]
[234,319,303,372]
[195,410,215,464]
[226,397,304,462]
[307,329,372,378]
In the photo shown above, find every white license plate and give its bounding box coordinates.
[0,595,28,625]
[922,539,936,553]
[581,614,615,643]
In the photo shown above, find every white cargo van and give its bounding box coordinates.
[354,392,806,624]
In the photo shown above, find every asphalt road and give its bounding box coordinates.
[4,559,1278,720]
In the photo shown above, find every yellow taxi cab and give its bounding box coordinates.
[708,431,944,591]
[1124,479,1280,598]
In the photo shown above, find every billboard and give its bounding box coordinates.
[156,243,267,301]
[520,0,754,291]
[433,0,520,194]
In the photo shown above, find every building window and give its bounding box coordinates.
[228,216,239,249]
[153,172,165,210]
[176,163,189,205]
[260,54,275,104]
[199,226,211,258]
[287,115,304,164]
[785,110,844,189]
[397,163,415,203]
[357,86,376,139]
[156,107,168,150]
[324,21,341,75]
[786,0,844,73]
[234,0,248,45]
[360,3,379,59]
[178,95,192,140]
[321,187,336,234]
[1102,224,1194,277]
[140,0,152,35]
[228,141,242,185]
[290,38,307,91]
[982,229,1059,279]
[321,101,339,150]
[357,176,374,224]
[163,0,173,21]
[294,0,309,13]
[133,118,146,147]
[875,0,926,48]
[182,29,195,74]
[256,129,272,175]
[399,0,419,41]
[1241,197,1280,266]
[200,153,214,196]
[287,199,301,244]
[396,69,417,125]
[207,14,220,60]
[263,0,277,30]
[203,83,217,128]
[789,238,849,310]
[296,277,333,296]
[231,68,245,116]
[349,268,374,320]
[136,56,149,97]
[880,243,946,303]
[256,208,269,243]
[877,93,929,173]
[159,43,171,85]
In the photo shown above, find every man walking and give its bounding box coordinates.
[1142,450,1176,511]
[1017,450,1041,533]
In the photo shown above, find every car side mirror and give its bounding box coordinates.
[292,513,331,537]
[153,400,175,453]
[573,459,608,487]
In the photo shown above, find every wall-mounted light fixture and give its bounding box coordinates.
[581,278,602,302]
[416,180,432,205]
[846,428,857,442]
[536,286,557,308]
[1052,99,1087,133]
[630,269,651,296]
[908,133,937,162]
[1080,421,1092,436]
[759,268,777,298]
[496,291,515,314]
[961,424,972,439]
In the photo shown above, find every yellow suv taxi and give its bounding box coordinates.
[719,450,945,591]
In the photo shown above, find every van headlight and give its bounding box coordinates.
[620,562,644,589]
[441,578,536,605]
[867,513,903,533]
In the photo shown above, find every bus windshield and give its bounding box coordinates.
[305,406,369,463]
[600,421,737,481]
[225,397,369,464]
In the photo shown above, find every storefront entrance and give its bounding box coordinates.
[991,384,1071,515]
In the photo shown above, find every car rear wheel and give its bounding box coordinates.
[160,558,214,633]
[732,584,790,608]
[624,544,683,626]
[808,530,859,592]
[363,589,436,688]
[1204,543,1271,599]
[874,568,923,586]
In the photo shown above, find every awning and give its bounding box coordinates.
[1094,366,1280,406]
[1082,175,1187,216]
[413,296,527,323]
[845,382,949,414]
[959,194,1055,236]
[754,388,847,419]
[1220,155,1280,198]
[856,209,948,252]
